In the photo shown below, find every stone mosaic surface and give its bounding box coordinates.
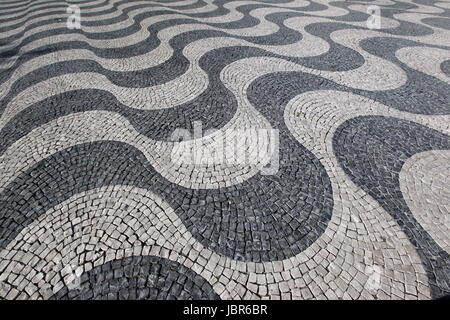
[0,0,449,300]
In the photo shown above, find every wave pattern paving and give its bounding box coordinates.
[0,0,449,300]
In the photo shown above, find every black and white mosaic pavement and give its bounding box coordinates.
[0,0,449,300]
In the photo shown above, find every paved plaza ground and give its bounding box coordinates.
[0,0,449,300]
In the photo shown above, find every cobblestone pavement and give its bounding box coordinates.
[0,0,449,300]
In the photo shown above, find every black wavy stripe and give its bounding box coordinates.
[0,138,333,262]
[422,17,450,30]
[51,255,220,300]
[332,116,450,299]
